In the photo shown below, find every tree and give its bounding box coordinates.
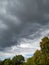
[26,37,49,65]
[4,58,12,65]
[12,55,24,65]
[40,36,49,65]
[33,50,46,65]
[27,57,33,65]
[40,36,49,54]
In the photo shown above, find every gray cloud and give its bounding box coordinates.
[0,0,49,52]
[7,0,49,23]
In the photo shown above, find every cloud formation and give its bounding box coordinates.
[0,0,49,59]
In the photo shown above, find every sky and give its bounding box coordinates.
[0,0,49,60]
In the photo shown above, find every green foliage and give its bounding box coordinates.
[26,36,49,65]
[33,50,46,65]
[40,36,49,54]
[40,37,49,65]
[0,61,3,65]
[12,55,24,65]
[4,58,12,65]
[27,57,33,65]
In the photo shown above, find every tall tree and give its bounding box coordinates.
[40,37,49,65]
[40,37,49,54]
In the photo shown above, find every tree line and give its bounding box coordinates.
[0,37,49,65]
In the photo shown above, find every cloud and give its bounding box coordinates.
[0,0,49,59]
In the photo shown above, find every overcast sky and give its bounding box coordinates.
[0,0,49,60]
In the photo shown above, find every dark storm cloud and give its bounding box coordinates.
[0,0,49,49]
[7,0,49,24]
